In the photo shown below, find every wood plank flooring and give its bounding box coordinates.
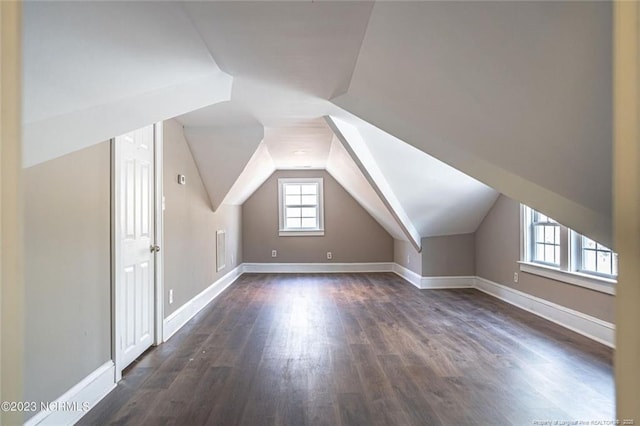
[79,273,614,425]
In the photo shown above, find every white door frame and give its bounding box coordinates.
[111,122,164,382]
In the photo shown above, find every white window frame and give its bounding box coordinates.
[278,177,324,237]
[520,204,616,295]
[570,231,618,279]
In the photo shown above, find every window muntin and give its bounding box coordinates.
[530,211,560,266]
[523,205,618,283]
[576,235,618,277]
[278,178,324,236]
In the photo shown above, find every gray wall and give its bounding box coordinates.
[394,239,422,275]
[163,119,242,317]
[24,142,111,413]
[243,170,393,263]
[475,195,615,323]
[421,234,476,277]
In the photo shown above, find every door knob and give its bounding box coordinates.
[150,245,161,253]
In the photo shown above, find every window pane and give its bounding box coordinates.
[301,207,316,218]
[583,250,596,271]
[555,246,560,264]
[285,195,301,206]
[286,207,301,218]
[544,226,555,244]
[613,254,619,275]
[554,227,560,244]
[535,243,544,261]
[535,226,544,242]
[301,195,317,205]
[583,236,596,249]
[598,251,612,275]
[545,245,555,263]
[285,184,301,195]
[301,217,317,228]
[300,184,317,195]
[286,218,301,229]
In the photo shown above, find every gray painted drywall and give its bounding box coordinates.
[24,142,111,415]
[163,119,242,317]
[394,239,422,275]
[421,233,476,277]
[242,170,393,263]
[475,194,615,323]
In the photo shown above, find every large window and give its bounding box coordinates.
[521,205,617,294]
[278,178,324,236]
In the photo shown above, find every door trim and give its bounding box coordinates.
[111,122,164,382]
[153,123,164,346]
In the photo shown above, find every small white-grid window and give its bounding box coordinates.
[530,210,561,266]
[278,178,324,236]
[572,233,618,278]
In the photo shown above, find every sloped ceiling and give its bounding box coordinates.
[332,1,612,245]
[329,115,499,238]
[184,123,264,211]
[24,1,613,247]
[22,1,231,167]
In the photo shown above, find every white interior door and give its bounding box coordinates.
[114,125,156,370]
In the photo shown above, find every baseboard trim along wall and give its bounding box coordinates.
[163,264,244,342]
[474,277,615,348]
[421,276,475,289]
[391,264,475,289]
[242,262,394,274]
[392,263,422,288]
[24,361,116,426]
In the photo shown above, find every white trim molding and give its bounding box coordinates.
[475,277,615,348]
[163,264,243,341]
[243,262,394,274]
[392,263,422,288]
[24,361,116,426]
[519,261,616,295]
[421,276,475,290]
[391,264,474,290]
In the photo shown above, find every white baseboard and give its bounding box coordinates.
[163,264,243,342]
[242,262,394,274]
[421,275,475,289]
[474,277,615,348]
[24,361,116,426]
[391,263,422,288]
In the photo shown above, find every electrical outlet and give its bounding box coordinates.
[513,272,519,283]
[169,289,174,304]
[407,255,410,264]
[272,250,277,258]
[327,251,332,260]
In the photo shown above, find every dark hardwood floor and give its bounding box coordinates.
[79,273,614,425]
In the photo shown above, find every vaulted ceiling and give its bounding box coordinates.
[22,1,613,248]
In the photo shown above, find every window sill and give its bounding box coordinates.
[279,230,325,237]
[518,261,616,295]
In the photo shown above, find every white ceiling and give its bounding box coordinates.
[262,119,334,170]
[184,123,264,211]
[23,1,613,246]
[182,1,374,100]
[351,117,499,237]
[333,1,612,245]
[22,1,232,167]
